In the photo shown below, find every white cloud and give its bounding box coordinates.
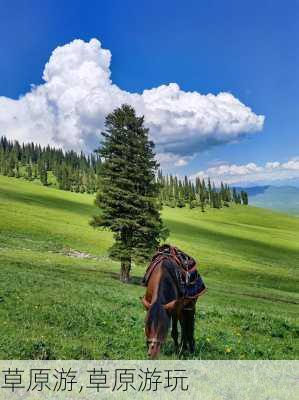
[156,152,193,168]
[192,157,299,185]
[0,38,264,159]
[282,159,299,170]
[175,158,189,167]
[206,162,263,177]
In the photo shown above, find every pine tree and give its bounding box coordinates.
[0,135,102,194]
[236,193,242,204]
[15,162,20,178]
[232,188,238,203]
[33,164,38,179]
[241,190,249,205]
[91,104,168,282]
[199,179,207,212]
[208,178,212,207]
[7,153,16,177]
[26,164,32,180]
[40,164,48,186]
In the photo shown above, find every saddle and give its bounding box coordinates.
[141,244,207,300]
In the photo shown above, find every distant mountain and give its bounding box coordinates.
[236,185,299,215]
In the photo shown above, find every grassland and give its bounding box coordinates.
[0,175,298,359]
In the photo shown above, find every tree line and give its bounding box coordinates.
[0,136,102,193]
[157,171,248,210]
[0,135,248,207]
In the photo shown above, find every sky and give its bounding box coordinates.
[0,0,299,186]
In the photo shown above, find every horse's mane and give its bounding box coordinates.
[146,258,180,332]
[146,258,180,337]
[147,302,170,334]
[159,257,180,294]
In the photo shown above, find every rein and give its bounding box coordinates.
[147,337,161,345]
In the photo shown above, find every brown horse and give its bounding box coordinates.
[141,257,197,359]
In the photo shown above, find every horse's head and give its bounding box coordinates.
[142,297,177,359]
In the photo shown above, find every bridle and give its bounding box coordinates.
[147,337,162,348]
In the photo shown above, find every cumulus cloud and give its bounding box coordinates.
[0,38,264,161]
[156,152,193,168]
[192,157,299,185]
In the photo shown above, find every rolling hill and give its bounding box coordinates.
[242,185,299,215]
[0,175,298,359]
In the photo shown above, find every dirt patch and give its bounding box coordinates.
[52,248,109,261]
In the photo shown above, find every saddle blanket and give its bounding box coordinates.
[142,244,207,300]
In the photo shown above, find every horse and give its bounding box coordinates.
[141,257,197,359]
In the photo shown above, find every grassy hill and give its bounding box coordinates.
[0,175,298,359]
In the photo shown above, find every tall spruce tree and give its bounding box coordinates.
[91,104,168,282]
[241,190,249,205]
[40,164,48,186]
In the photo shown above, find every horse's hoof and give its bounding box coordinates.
[189,342,195,354]
[179,343,187,357]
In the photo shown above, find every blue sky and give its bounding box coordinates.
[1,0,299,185]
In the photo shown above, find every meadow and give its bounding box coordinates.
[0,175,298,359]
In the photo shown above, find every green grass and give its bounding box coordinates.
[0,175,298,359]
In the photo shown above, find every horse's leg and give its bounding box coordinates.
[187,304,195,353]
[179,312,188,356]
[179,301,196,355]
[171,314,179,353]
[186,303,196,353]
